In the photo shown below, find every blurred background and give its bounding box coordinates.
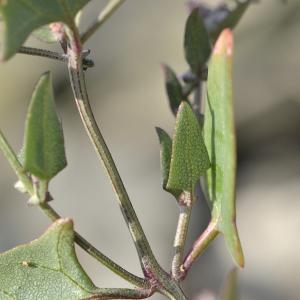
[1,0,300,299]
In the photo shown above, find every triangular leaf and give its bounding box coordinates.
[23,72,67,180]
[184,8,211,75]
[156,127,181,198]
[0,219,99,299]
[203,29,244,267]
[167,102,210,192]
[162,64,186,115]
[0,0,91,60]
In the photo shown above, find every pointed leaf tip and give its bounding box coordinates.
[167,102,210,191]
[213,29,233,57]
[162,64,185,115]
[184,8,211,74]
[23,72,67,180]
[0,218,98,299]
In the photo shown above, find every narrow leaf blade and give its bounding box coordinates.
[156,127,181,198]
[203,29,244,267]
[0,219,98,299]
[23,72,67,180]
[184,9,211,74]
[0,0,91,60]
[167,102,210,191]
[162,64,185,115]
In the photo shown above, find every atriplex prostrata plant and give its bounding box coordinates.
[0,1,253,299]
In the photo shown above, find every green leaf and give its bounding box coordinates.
[210,1,251,42]
[167,102,210,192]
[0,0,91,60]
[162,64,186,115]
[156,127,181,198]
[23,72,67,180]
[33,25,59,44]
[0,219,98,300]
[184,9,211,75]
[203,29,244,267]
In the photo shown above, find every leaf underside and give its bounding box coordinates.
[0,219,98,300]
[0,0,91,60]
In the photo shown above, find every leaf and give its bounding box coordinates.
[0,0,91,60]
[23,72,67,180]
[0,219,98,300]
[210,1,251,42]
[203,29,244,267]
[184,8,211,75]
[33,24,60,44]
[167,102,210,192]
[162,64,186,115]
[220,268,238,300]
[156,127,181,198]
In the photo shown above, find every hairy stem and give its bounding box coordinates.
[182,220,218,277]
[81,0,126,43]
[19,46,67,62]
[171,191,193,280]
[85,288,152,300]
[0,130,146,288]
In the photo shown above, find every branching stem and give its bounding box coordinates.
[81,0,126,43]
[66,26,188,300]
[0,130,147,288]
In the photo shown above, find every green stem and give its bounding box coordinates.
[182,220,218,277]
[81,0,126,43]
[0,130,33,195]
[85,287,152,299]
[0,130,146,288]
[171,191,193,280]
[66,27,159,274]
[40,203,148,288]
[66,27,188,300]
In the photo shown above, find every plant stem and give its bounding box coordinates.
[66,27,189,300]
[171,191,193,281]
[0,130,33,195]
[18,46,94,69]
[40,203,148,288]
[19,46,67,62]
[181,220,218,277]
[66,27,159,274]
[85,287,152,300]
[0,130,147,288]
[81,0,126,44]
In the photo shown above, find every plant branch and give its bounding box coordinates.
[81,0,126,44]
[85,287,153,300]
[18,46,94,69]
[0,130,147,288]
[181,220,218,278]
[66,27,159,274]
[0,130,33,195]
[66,27,189,300]
[171,191,193,280]
[40,203,148,288]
